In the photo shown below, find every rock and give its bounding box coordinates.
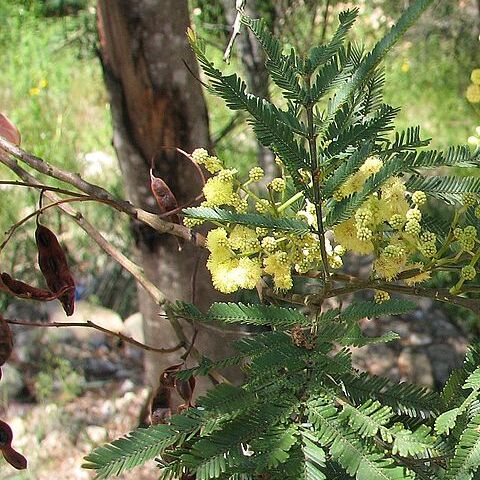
[122,312,144,344]
[84,357,118,380]
[49,300,123,344]
[1,364,24,400]
[85,425,108,444]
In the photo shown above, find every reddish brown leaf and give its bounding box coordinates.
[35,224,75,316]
[0,420,27,470]
[0,315,13,368]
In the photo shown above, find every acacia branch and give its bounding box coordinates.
[5,318,184,354]
[0,137,206,247]
[0,151,167,305]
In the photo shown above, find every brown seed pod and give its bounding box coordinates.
[160,363,183,389]
[0,315,13,374]
[175,376,196,407]
[1,272,73,302]
[150,170,183,250]
[0,420,27,470]
[150,170,180,222]
[35,223,75,316]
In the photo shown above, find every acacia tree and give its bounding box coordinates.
[4,0,480,478]
[96,0,239,387]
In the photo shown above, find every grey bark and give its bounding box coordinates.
[97,0,240,392]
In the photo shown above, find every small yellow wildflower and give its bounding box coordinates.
[29,87,41,96]
[401,60,410,73]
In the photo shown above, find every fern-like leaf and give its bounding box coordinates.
[307,9,358,74]
[183,207,310,233]
[240,16,304,101]
[83,421,199,478]
[446,414,480,480]
[174,301,310,329]
[406,176,480,204]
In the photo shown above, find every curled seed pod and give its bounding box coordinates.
[0,315,13,377]
[150,170,183,250]
[1,272,73,302]
[175,376,196,408]
[35,224,75,316]
[0,420,27,470]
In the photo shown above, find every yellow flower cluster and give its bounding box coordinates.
[332,155,437,282]
[190,149,470,293]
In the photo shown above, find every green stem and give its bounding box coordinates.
[277,190,305,213]
[305,76,330,283]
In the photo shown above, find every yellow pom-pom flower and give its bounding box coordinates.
[203,176,234,206]
[333,218,374,255]
[228,225,259,252]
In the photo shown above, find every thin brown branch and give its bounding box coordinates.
[0,195,101,253]
[0,137,206,247]
[5,318,184,354]
[164,305,230,385]
[0,152,167,305]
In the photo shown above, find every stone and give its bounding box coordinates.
[122,312,144,344]
[49,300,123,344]
[398,348,434,386]
[85,425,108,444]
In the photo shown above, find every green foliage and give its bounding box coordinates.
[184,207,309,233]
[85,2,480,479]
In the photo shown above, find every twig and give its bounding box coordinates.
[320,0,331,44]
[5,318,184,354]
[0,152,167,305]
[223,0,246,63]
[0,195,102,253]
[181,329,198,362]
[0,137,206,247]
[164,305,229,385]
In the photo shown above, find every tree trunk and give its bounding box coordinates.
[221,0,278,181]
[97,0,239,391]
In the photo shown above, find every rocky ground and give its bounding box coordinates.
[0,292,471,479]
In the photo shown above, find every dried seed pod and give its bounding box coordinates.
[0,315,13,377]
[160,363,183,388]
[0,420,27,470]
[35,224,75,316]
[1,272,72,302]
[150,170,180,222]
[150,171,183,250]
[175,376,196,407]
